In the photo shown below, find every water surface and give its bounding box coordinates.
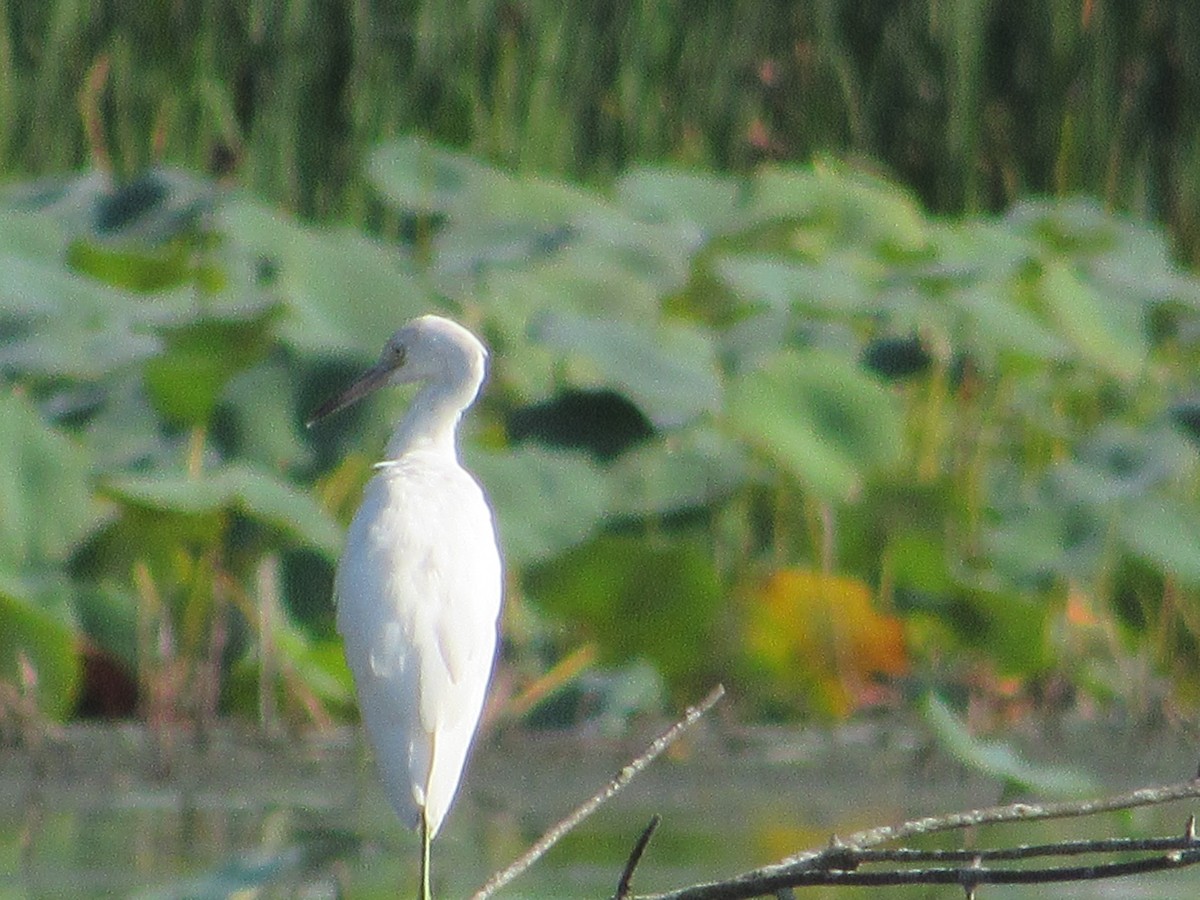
[4,715,1199,898]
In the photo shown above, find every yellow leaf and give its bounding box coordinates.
[741,568,908,718]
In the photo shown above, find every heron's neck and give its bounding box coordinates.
[384,378,477,460]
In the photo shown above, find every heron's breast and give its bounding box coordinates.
[334,460,502,666]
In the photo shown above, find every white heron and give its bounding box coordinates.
[308,315,502,900]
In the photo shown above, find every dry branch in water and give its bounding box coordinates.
[471,684,726,900]
[616,815,663,900]
[634,780,1200,899]
[474,686,1200,898]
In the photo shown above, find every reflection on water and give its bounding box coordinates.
[3,716,1200,898]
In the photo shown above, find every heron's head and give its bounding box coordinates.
[307,315,488,426]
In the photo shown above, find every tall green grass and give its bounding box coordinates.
[2,2,1198,261]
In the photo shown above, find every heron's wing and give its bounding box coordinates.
[334,473,425,828]
[334,457,501,833]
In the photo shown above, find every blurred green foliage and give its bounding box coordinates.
[1,2,1198,262]
[3,3,1200,729]
[3,138,1200,729]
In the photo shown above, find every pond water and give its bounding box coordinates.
[4,714,1200,898]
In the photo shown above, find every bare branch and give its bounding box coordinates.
[616,815,663,900]
[636,843,1200,898]
[794,777,1200,862]
[472,684,725,900]
[848,834,1200,863]
[636,778,1200,900]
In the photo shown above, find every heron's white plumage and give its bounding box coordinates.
[319,315,502,845]
[336,451,500,833]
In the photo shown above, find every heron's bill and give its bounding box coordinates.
[307,361,393,427]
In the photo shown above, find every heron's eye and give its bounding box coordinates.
[389,343,407,366]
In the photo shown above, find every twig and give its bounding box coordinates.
[472,684,725,900]
[790,776,1200,864]
[616,815,663,900]
[653,847,1200,893]
[637,778,1200,900]
[637,839,1200,898]
[837,834,1200,863]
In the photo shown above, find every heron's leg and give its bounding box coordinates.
[418,809,432,900]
